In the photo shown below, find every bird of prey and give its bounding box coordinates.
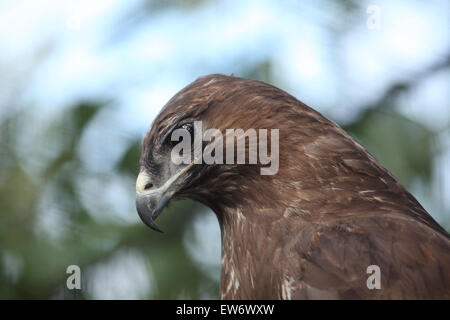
[136,74,450,299]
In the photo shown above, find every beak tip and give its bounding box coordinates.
[150,222,164,233]
[136,195,166,233]
[141,212,165,233]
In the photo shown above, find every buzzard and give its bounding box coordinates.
[136,74,450,299]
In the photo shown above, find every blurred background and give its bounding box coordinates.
[0,0,449,299]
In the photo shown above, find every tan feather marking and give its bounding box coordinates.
[419,243,436,262]
[281,276,296,300]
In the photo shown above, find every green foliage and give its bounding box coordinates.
[0,99,219,299]
[117,139,142,176]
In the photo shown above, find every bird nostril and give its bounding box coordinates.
[144,183,153,190]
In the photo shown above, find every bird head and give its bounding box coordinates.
[135,73,385,232]
[135,74,291,232]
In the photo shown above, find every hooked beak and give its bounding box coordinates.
[135,162,195,232]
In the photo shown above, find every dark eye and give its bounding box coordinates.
[167,122,194,147]
[180,123,194,135]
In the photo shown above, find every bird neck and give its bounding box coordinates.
[217,204,288,299]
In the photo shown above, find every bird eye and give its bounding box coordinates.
[180,123,194,135]
[167,122,194,148]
